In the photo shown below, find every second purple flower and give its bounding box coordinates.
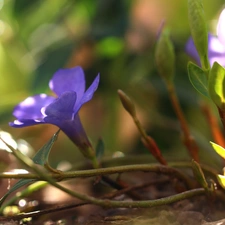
[186,9,225,67]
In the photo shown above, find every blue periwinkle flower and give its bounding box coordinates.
[186,9,225,67]
[10,66,100,155]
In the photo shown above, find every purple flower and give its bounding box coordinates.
[10,66,100,153]
[186,9,225,67]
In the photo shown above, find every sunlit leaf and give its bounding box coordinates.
[217,174,225,189]
[208,62,225,109]
[0,179,35,208]
[0,181,47,213]
[188,62,209,98]
[210,141,225,159]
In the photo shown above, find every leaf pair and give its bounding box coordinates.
[188,62,225,110]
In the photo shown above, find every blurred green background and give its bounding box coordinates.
[0,0,224,167]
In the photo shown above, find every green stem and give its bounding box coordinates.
[0,159,219,184]
[6,148,203,210]
[33,178,206,208]
[0,164,193,189]
[70,155,220,175]
[3,189,225,221]
[91,155,100,169]
[0,142,216,217]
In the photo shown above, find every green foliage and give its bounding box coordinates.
[188,0,210,70]
[187,62,209,98]
[0,179,36,208]
[95,138,105,159]
[32,130,59,165]
[191,160,208,190]
[0,131,59,207]
[208,62,225,109]
[96,37,124,58]
[210,142,225,190]
[210,141,225,159]
[1,1,225,215]
[217,174,225,189]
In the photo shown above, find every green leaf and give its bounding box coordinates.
[0,130,59,207]
[210,141,225,159]
[208,62,225,109]
[0,179,36,208]
[95,138,105,159]
[187,62,209,98]
[33,129,60,165]
[0,181,47,213]
[217,174,225,189]
[188,0,209,70]
[191,160,208,190]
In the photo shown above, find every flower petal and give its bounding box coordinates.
[186,34,225,67]
[208,34,225,67]
[185,37,201,66]
[74,74,100,112]
[49,67,85,102]
[44,114,91,149]
[13,94,56,120]
[208,34,225,54]
[9,119,45,128]
[44,91,77,121]
[217,9,225,46]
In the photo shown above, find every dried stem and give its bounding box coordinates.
[166,82,199,162]
[218,107,225,134]
[202,104,225,148]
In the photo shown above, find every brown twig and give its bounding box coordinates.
[201,103,225,148]
[167,82,199,162]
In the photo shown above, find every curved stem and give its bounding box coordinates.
[5,147,204,210]
[37,178,206,208]
[0,188,207,221]
[0,160,219,184]
[2,188,225,221]
[0,164,193,189]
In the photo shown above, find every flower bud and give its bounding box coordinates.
[155,28,175,82]
[118,90,136,117]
